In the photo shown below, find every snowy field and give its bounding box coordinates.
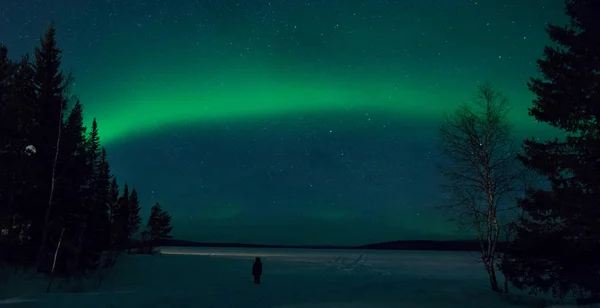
[0,247,576,308]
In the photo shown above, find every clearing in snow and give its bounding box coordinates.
[0,247,577,307]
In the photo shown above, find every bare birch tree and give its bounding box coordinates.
[438,82,523,293]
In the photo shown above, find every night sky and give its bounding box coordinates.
[1,0,565,245]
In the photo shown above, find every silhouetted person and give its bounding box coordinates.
[252,257,262,284]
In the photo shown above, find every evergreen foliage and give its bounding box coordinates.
[0,24,158,279]
[501,0,600,300]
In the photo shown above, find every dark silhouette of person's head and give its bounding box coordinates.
[255,257,261,262]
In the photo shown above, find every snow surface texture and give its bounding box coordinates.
[0,248,577,307]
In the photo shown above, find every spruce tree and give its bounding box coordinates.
[32,24,72,270]
[0,45,17,260]
[76,118,100,268]
[87,119,100,177]
[0,25,138,274]
[5,54,37,236]
[73,120,106,271]
[10,56,38,265]
[114,183,130,252]
[127,189,142,253]
[144,203,172,254]
[58,100,88,273]
[0,46,15,226]
[96,147,112,248]
[80,146,111,270]
[501,0,600,300]
[107,178,120,229]
[105,177,120,267]
[0,46,15,154]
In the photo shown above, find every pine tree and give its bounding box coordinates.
[143,203,172,254]
[107,178,120,228]
[87,119,100,177]
[0,46,15,155]
[96,147,111,247]
[72,118,100,270]
[0,25,140,276]
[501,0,600,300]
[0,44,17,261]
[104,176,120,267]
[127,189,142,253]
[3,56,37,264]
[0,47,16,219]
[80,146,111,270]
[57,100,88,273]
[72,119,108,272]
[113,183,130,252]
[32,24,72,271]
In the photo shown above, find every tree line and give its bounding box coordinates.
[438,0,599,302]
[0,24,173,282]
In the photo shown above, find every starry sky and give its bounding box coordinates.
[1,0,566,246]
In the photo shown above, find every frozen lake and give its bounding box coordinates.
[1,247,559,307]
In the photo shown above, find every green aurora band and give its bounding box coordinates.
[80,63,547,144]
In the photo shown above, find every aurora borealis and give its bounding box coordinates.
[1,0,565,245]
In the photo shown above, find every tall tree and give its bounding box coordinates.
[113,183,130,252]
[501,0,600,300]
[8,58,38,262]
[0,50,37,265]
[108,178,120,224]
[86,119,101,186]
[0,45,15,156]
[80,146,111,270]
[0,25,140,277]
[142,203,172,254]
[0,46,16,226]
[127,189,142,253]
[104,177,121,267]
[4,56,37,252]
[71,118,101,271]
[32,24,73,270]
[438,82,523,293]
[56,100,88,273]
[0,45,17,259]
[95,147,111,248]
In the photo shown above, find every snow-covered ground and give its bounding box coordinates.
[0,247,574,307]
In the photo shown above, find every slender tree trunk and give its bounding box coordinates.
[485,258,500,292]
[36,109,63,271]
[484,184,501,293]
[46,227,65,293]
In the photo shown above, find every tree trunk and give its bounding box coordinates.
[46,227,65,293]
[36,110,62,272]
[484,258,501,292]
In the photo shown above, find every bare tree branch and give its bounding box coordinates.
[437,82,526,293]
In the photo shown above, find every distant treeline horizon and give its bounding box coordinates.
[152,238,507,252]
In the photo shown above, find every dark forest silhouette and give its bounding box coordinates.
[0,24,173,290]
[499,0,600,302]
